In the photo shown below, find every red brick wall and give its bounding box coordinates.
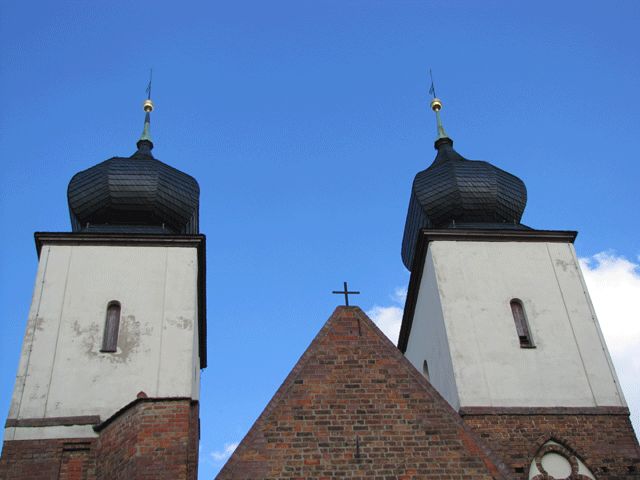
[0,399,199,480]
[59,444,94,480]
[95,398,199,480]
[0,439,95,480]
[461,410,640,479]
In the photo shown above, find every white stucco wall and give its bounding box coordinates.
[406,240,625,409]
[405,248,460,409]
[5,243,200,440]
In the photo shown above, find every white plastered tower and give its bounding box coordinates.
[3,97,206,445]
[398,96,625,413]
[400,230,625,412]
[4,235,205,442]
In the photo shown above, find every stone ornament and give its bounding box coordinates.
[529,441,596,480]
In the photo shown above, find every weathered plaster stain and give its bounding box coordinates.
[35,316,47,332]
[166,316,193,330]
[554,258,573,272]
[73,315,142,364]
[117,315,141,358]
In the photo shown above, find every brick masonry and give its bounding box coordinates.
[0,438,95,480]
[461,411,640,479]
[217,306,510,479]
[0,398,199,480]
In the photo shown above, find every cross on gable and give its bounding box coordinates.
[332,281,360,306]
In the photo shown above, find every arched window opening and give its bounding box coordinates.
[101,301,121,352]
[510,299,534,348]
[422,360,430,381]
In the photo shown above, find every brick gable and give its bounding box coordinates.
[217,306,510,479]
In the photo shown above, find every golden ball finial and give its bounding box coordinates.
[430,98,442,112]
[143,99,154,112]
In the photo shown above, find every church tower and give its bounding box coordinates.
[399,94,639,477]
[0,95,205,479]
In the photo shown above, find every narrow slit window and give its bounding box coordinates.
[101,301,121,352]
[510,299,534,348]
[422,360,430,381]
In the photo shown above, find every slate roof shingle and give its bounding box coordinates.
[401,137,527,270]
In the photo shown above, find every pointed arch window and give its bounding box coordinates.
[510,299,534,348]
[101,301,121,353]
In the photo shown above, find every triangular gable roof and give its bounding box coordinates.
[217,306,511,479]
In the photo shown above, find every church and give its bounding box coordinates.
[0,89,638,479]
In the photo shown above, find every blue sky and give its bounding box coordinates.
[1,1,638,478]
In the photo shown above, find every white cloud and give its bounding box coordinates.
[368,253,640,432]
[367,287,406,344]
[210,442,239,462]
[391,286,407,304]
[368,304,403,343]
[579,252,640,433]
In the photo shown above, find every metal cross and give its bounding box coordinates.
[332,281,360,306]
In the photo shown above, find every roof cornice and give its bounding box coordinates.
[34,232,205,254]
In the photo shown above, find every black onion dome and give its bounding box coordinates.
[401,137,527,270]
[67,140,199,234]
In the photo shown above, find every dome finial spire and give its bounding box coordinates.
[137,69,154,151]
[428,69,448,140]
